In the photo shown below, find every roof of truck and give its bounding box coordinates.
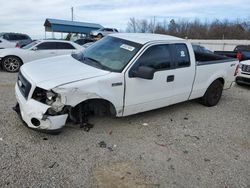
[110,33,184,44]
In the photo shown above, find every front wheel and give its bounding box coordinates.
[201,80,223,107]
[2,56,22,72]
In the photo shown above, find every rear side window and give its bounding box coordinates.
[8,34,18,41]
[136,44,172,70]
[37,42,57,50]
[106,28,113,32]
[174,44,190,68]
[3,34,9,40]
[19,35,29,40]
[37,42,75,50]
[57,42,75,49]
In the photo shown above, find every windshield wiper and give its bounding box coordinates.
[84,57,110,71]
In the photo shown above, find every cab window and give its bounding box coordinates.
[174,44,190,68]
[135,44,172,71]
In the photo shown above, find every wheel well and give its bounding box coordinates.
[70,99,117,121]
[2,55,23,65]
[216,77,225,85]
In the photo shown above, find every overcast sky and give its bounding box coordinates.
[0,0,249,39]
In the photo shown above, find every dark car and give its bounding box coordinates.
[192,44,213,54]
[74,38,95,46]
[214,45,250,61]
[192,44,231,62]
[0,33,32,48]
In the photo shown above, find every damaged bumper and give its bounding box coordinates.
[15,84,68,131]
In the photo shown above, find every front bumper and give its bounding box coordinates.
[236,70,250,85]
[15,84,68,131]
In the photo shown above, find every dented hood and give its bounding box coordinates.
[21,55,110,89]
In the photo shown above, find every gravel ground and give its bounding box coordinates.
[0,71,249,188]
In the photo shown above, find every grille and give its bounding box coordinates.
[17,72,31,99]
[242,64,250,73]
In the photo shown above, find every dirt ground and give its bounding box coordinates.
[0,71,249,188]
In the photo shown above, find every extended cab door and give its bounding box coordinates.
[123,43,176,116]
[123,42,196,116]
[168,43,196,104]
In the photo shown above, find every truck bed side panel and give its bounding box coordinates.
[189,59,238,100]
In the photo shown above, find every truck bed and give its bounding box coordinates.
[189,51,238,100]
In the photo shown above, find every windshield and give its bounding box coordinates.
[22,40,40,49]
[72,36,142,72]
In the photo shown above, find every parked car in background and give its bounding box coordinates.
[14,33,238,132]
[0,38,18,49]
[192,44,213,54]
[0,33,32,48]
[236,60,250,85]
[74,38,95,45]
[0,40,82,72]
[90,28,118,38]
[214,45,250,61]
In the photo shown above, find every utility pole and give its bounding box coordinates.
[71,7,74,21]
[153,16,156,33]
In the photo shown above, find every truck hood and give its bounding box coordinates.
[21,55,110,90]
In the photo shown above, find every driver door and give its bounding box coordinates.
[123,43,176,116]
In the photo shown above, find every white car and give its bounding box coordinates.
[0,40,82,72]
[90,28,118,38]
[14,33,238,133]
[236,60,250,85]
[0,38,17,49]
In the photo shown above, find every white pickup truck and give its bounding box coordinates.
[14,33,239,133]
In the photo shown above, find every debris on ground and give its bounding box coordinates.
[108,129,113,135]
[49,162,59,168]
[98,141,107,148]
[184,117,189,120]
[43,138,48,141]
[142,123,148,126]
[184,134,200,140]
[204,158,211,162]
[0,138,3,141]
[154,141,167,148]
[183,150,189,154]
[107,147,113,152]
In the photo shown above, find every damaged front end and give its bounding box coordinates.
[15,84,94,133]
[15,83,69,133]
[32,87,67,116]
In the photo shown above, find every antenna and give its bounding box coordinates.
[71,7,74,21]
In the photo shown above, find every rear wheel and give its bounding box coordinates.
[201,80,223,107]
[97,33,103,38]
[2,56,22,72]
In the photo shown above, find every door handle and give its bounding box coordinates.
[167,75,174,82]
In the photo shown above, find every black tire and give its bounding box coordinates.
[97,33,103,38]
[201,80,223,107]
[2,56,22,72]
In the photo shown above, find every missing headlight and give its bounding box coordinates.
[32,87,58,105]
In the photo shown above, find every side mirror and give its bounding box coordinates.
[32,47,38,51]
[132,66,155,80]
